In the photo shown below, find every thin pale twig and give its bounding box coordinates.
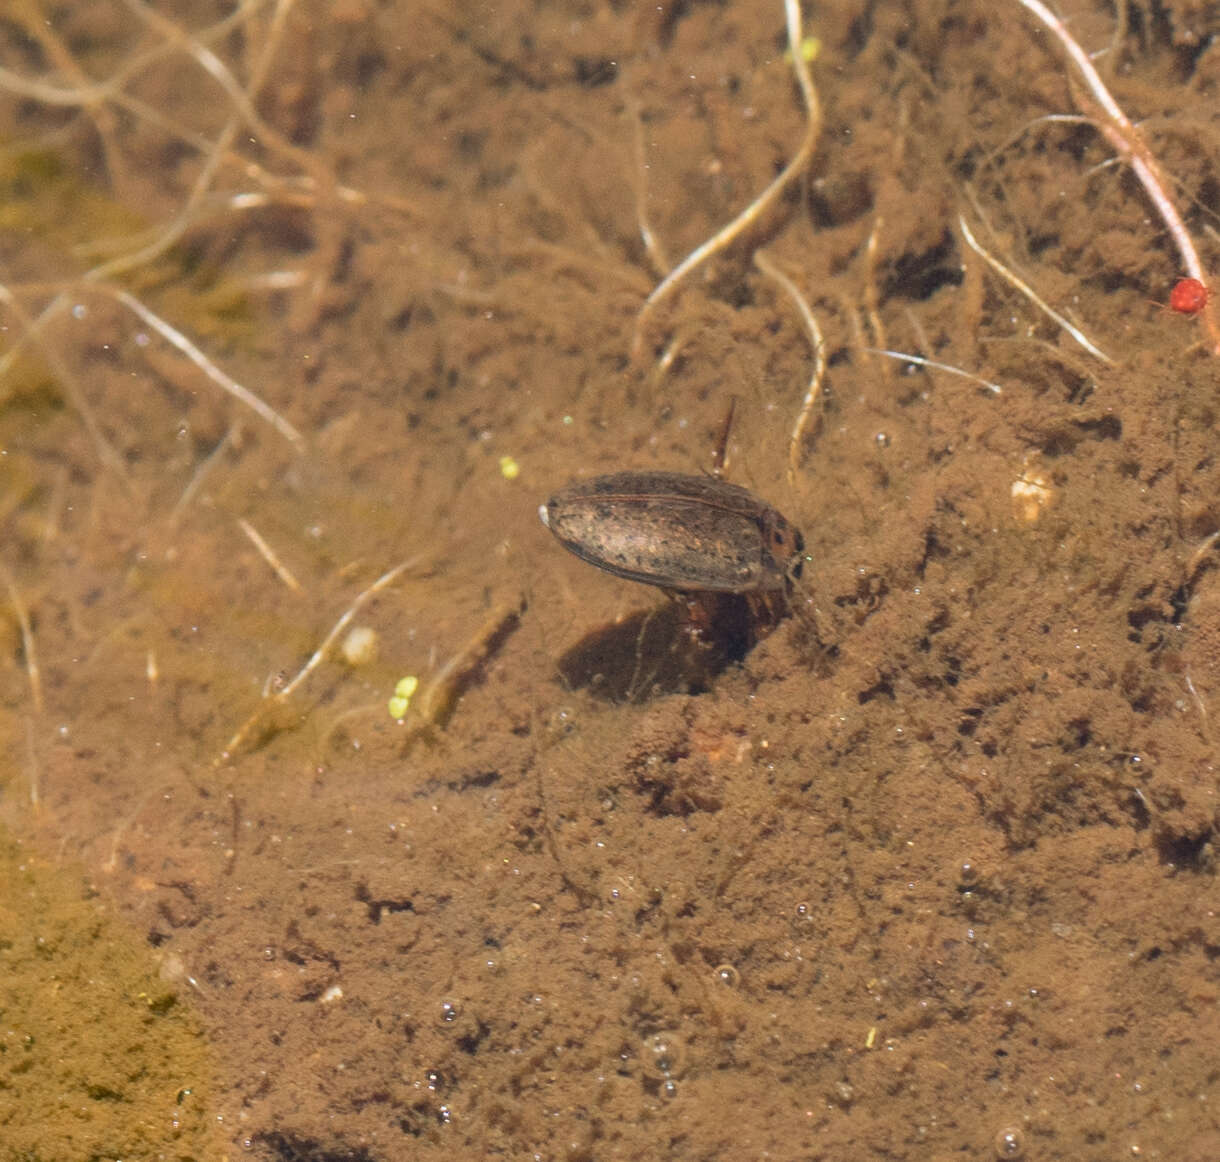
[0,0,305,464]
[110,287,305,449]
[278,557,424,703]
[1012,0,1220,354]
[23,717,40,808]
[753,250,826,483]
[958,213,1114,364]
[1186,529,1220,589]
[170,424,241,526]
[0,0,269,110]
[864,348,1004,396]
[1184,671,1210,741]
[220,555,428,761]
[0,282,128,476]
[415,596,526,728]
[630,96,671,278]
[120,0,329,192]
[1,564,43,715]
[634,0,821,352]
[862,216,888,366]
[1,562,45,808]
[237,518,303,593]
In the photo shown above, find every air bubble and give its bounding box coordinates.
[993,1125,1025,1159]
[641,1031,686,1079]
[440,1000,459,1023]
[713,963,740,988]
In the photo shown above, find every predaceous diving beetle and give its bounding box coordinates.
[539,471,806,696]
[539,471,804,595]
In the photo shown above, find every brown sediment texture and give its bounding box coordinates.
[1,1,1219,1159]
[0,832,220,1160]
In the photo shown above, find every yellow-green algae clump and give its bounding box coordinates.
[0,829,220,1162]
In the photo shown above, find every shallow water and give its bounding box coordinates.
[2,2,1219,1159]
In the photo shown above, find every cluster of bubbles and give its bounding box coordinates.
[641,1031,686,1100]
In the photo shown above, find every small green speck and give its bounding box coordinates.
[388,674,419,719]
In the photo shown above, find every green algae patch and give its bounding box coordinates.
[0,830,220,1162]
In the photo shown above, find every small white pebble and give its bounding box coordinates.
[341,626,379,667]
